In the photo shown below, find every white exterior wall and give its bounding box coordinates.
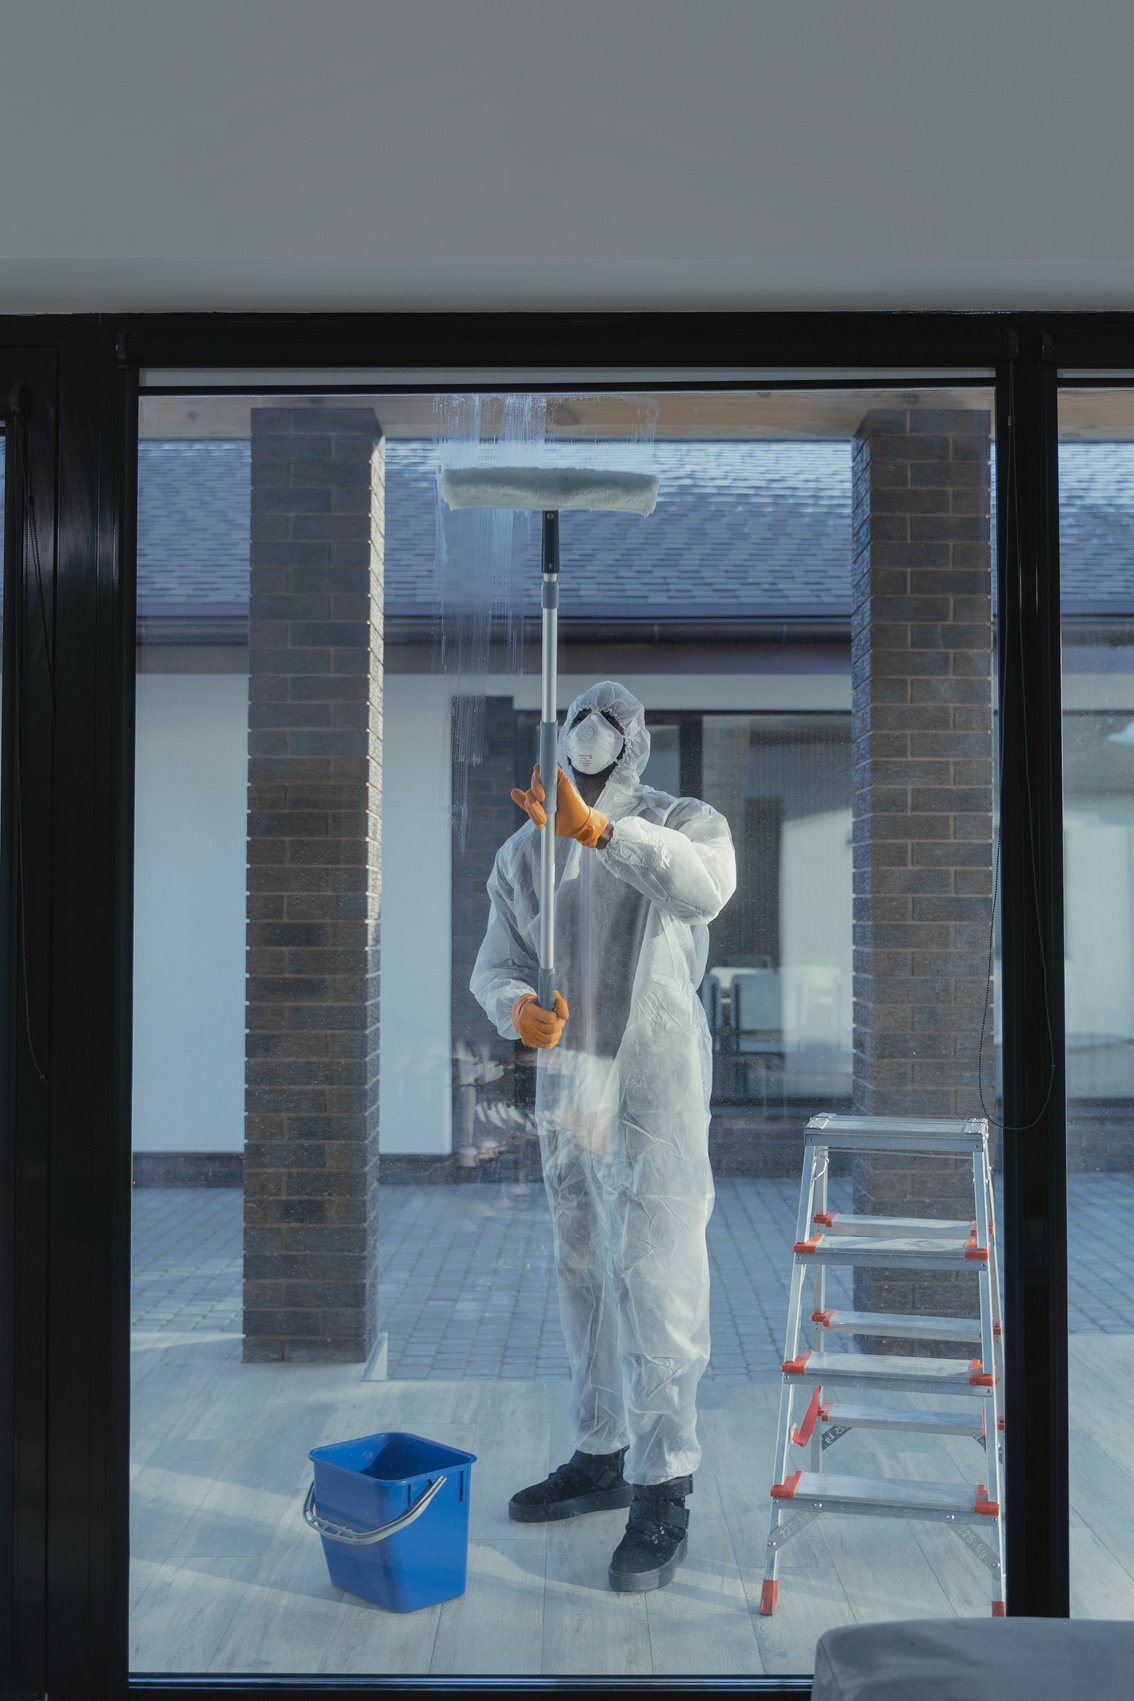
[132,664,854,1155]
[134,659,1134,1144]
[133,674,249,1153]
[1061,671,1134,1095]
[377,676,453,1156]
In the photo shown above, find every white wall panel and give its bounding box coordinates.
[1,1,1132,311]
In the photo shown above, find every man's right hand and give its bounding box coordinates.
[511,990,569,1049]
[510,765,609,848]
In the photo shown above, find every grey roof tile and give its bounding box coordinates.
[5,435,1134,616]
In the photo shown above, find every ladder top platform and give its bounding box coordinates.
[806,1112,989,1151]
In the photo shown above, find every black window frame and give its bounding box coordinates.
[0,309,1109,1699]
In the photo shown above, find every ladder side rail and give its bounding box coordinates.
[974,1135,1006,1612]
[806,1147,827,1481]
[979,1259,1005,1515]
[795,1138,824,1243]
[976,1239,996,1382]
[971,1144,1000,1396]
[771,1369,803,1495]
[990,1233,1006,1422]
[781,1259,810,1369]
[810,1417,823,1475]
[811,1143,828,1355]
[972,1147,992,1249]
[979,1140,1006,1456]
[765,1134,824,1609]
[764,1367,805,1611]
[985,1158,1006,1404]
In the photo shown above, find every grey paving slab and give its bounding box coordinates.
[132,1172,1134,1380]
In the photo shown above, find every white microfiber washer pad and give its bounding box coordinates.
[439,466,658,515]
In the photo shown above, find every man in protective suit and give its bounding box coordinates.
[471,680,736,1592]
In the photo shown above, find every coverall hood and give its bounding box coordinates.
[559,680,650,793]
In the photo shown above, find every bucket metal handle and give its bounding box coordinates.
[303,1473,447,1546]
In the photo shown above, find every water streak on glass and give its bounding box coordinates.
[430,392,657,843]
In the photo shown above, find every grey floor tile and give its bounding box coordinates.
[132,1171,1134,1384]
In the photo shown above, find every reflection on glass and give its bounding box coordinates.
[131,387,1002,1679]
[0,429,7,1670]
[1059,403,1134,1620]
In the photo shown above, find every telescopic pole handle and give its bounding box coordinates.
[538,511,559,1010]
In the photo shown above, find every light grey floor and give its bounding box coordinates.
[128,1334,1134,1678]
[129,1173,1134,1679]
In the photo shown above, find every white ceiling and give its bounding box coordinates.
[3,1,1134,314]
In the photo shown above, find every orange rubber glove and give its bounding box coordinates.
[510,765,610,849]
[511,990,569,1049]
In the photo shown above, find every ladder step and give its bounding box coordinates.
[793,1233,986,1267]
[782,1348,994,1396]
[814,1212,974,1238]
[821,1400,985,1438]
[814,1308,982,1342]
[772,1468,999,1518]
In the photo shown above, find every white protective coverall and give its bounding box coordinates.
[470,681,737,1484]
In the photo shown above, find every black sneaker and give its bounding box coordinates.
[508,1448,631,1523]
[608,1476,692,1591]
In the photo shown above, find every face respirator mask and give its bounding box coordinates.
[564,711,624,775]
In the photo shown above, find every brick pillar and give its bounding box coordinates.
[243,407,383,1362]
[850,406,994,1339]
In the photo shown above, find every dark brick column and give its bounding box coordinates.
[850,406,994,1335]
[243,407,383,1362]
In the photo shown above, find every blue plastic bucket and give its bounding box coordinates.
[305,1430,477,1612]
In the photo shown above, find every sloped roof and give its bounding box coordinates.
[132,438,856,619]
[5,437,1134,616]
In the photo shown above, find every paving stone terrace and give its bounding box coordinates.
[131,1174,1132,1373]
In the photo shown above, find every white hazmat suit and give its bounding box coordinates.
[471,681,737,1484]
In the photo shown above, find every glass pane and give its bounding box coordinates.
[1059,389,1134,1619]
[0,426,9,1670]
[131,383,1002,1680]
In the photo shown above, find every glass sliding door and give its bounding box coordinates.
[1058,383,1134,1619]
[129,379,1004,1682]
[0,416,9,1682]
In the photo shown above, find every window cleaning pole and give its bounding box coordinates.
[438,464,657,1014]
[537,510,559,1011]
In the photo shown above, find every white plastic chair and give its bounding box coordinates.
[730,970,787,1113]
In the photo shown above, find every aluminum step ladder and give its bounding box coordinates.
[761,1112,1005,1617]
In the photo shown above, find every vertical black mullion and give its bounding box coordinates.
[42,320,126,1701]
[106,351,139,1701]
[1,349,58,1701]
[0,401,13,1691]
[997,340,1069,1617]
[0,393,21,1692]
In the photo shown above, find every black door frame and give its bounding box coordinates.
[3,309,1128,1698]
